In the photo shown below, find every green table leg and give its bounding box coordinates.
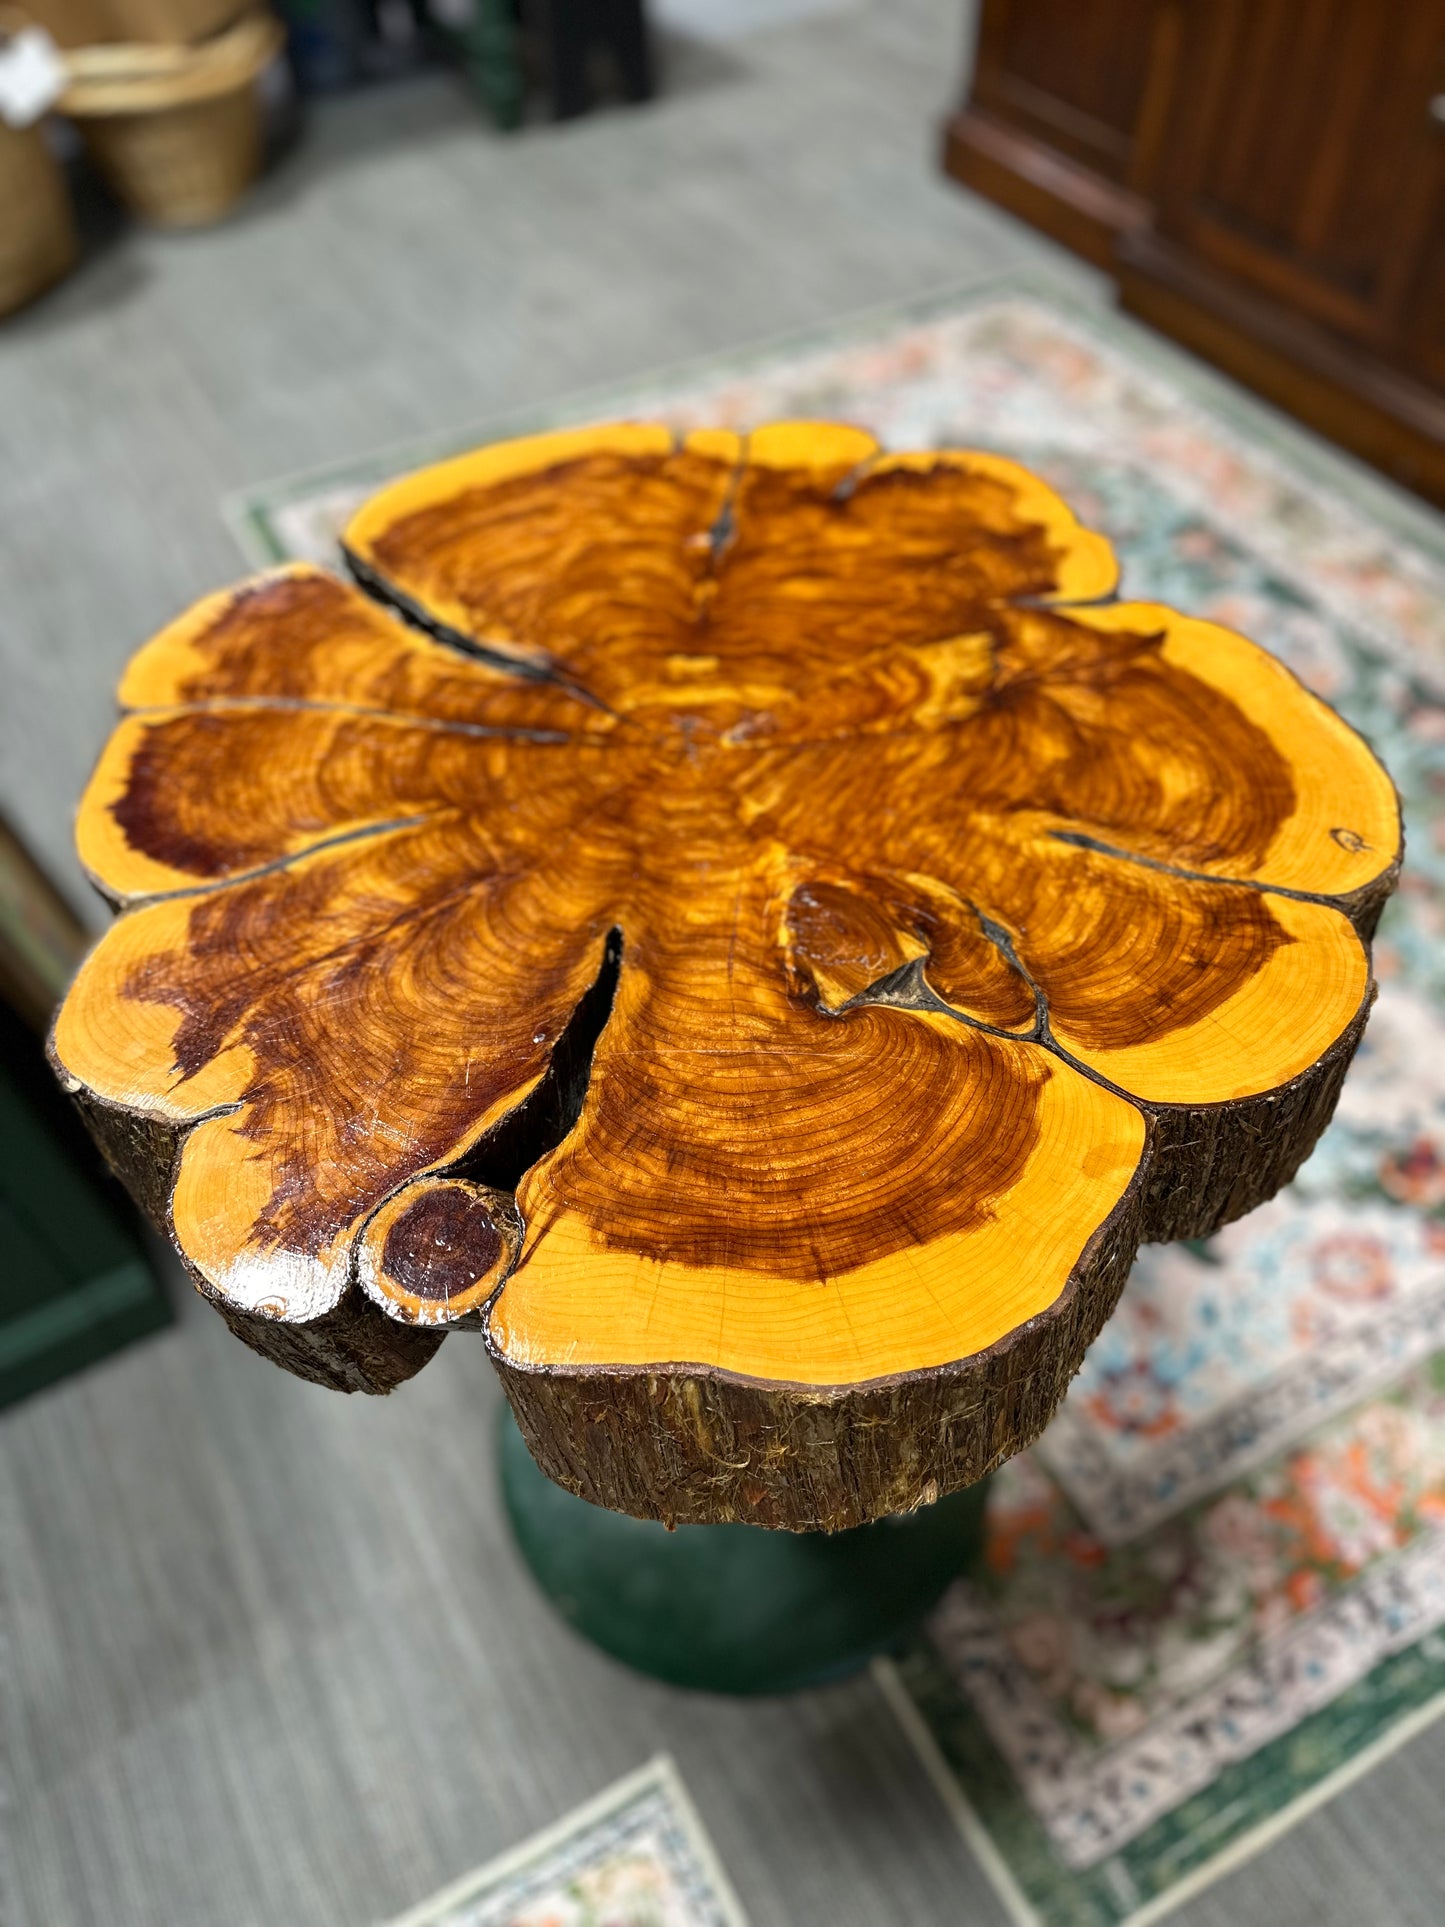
[498,1404,990,1694]
[464,0,523,131]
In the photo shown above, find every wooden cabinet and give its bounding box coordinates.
[945,0,1180,264]
[945,0,1445,503]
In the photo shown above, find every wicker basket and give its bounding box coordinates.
[59,9,281,226]
[0,118,76,317]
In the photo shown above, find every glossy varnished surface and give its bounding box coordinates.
[53,423,1398,1392]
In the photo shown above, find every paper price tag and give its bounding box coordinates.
[0,26,66,129]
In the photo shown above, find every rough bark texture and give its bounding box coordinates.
[213,1291,442,1396]
[499,1174,1148,1532]
[1111,988,1376,1248]
[57,1071,182,1237]
[51,422,1402,1528]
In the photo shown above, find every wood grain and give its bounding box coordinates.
[51,422,1401,1528]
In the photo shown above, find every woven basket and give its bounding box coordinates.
[60,9,281,226]
[0,119,76,317]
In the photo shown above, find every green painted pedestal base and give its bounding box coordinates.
[498,1407,990,1694]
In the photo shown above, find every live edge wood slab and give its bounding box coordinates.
[51,423,1401,1532]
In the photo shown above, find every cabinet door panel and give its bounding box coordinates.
[974,0,1167,182]
[1157,0,1445,351]
[1402,226,1445,389]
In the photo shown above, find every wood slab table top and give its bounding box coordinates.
[50,422,1401,1530]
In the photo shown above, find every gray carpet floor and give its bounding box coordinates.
[4,3,1445,1922]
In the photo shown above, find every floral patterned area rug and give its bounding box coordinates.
[384,1757,749,1927]
[234,277,1445,1927]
